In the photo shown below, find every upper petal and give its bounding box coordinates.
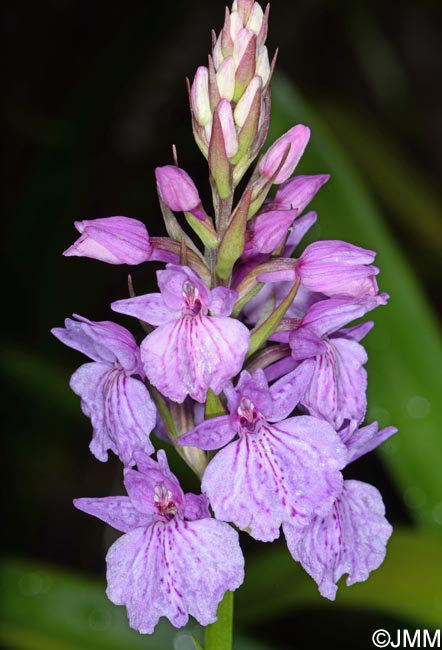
[284,480,392,600]
[105,518,244,633]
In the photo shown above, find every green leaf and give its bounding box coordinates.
[247,280,300,358]
[205,590,233,650]
[0,557,174,650]
[237,528,442,629]
[270,73,442,534]
[0,558,273,650]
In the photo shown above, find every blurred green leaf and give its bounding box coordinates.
[0,557,272,650]
[318,102,442,252]
[0,344,78,416]
[237,528,442,628]
[270,74,442,534]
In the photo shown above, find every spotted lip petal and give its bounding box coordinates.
[202,415,346,541]
[75,450,244,635]
[140,313,250,403]
[284,480,392,600]
[105,517,244,634]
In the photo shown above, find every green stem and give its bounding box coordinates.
[204,590,234,650]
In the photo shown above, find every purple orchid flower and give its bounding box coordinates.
[51,315,156,466]
[112,264,250,403]
[74,450,244,633]
[283,420,397,600]
[64,216,153,265]
[270,295,388,429]
[180,367,347,541]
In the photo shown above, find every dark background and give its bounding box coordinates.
[2,1,441,648]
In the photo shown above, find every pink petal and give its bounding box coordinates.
[179,415,235,451]
[284,480,392,600]
[112,293,179,326]
[74,496,151,532]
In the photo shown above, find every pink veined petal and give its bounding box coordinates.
[269,359,315,421]
[105,517,244,633]
[70,362,116,462]
[112,293,180,326]
[283,480,392,600]
[202,416,346,541]
[103,372,156,466]
[141,314,250,403]
[179,415,235,451]
[74,496,152,532]
[300,337,368,429]
[264,356,297,383]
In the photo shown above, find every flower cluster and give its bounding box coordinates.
[53,0,397,635]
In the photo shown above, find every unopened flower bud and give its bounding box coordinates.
[155,166,203,216]
[63,216,152,265]
[217,99,239,158]
[258,124,310,184]
[191,67,211,127]
[233,28,254,68]
[274,174,330,212]
[217,56,236,101]
[256,46,270,85]
[234,75,261,128]
[246,2,264,34]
